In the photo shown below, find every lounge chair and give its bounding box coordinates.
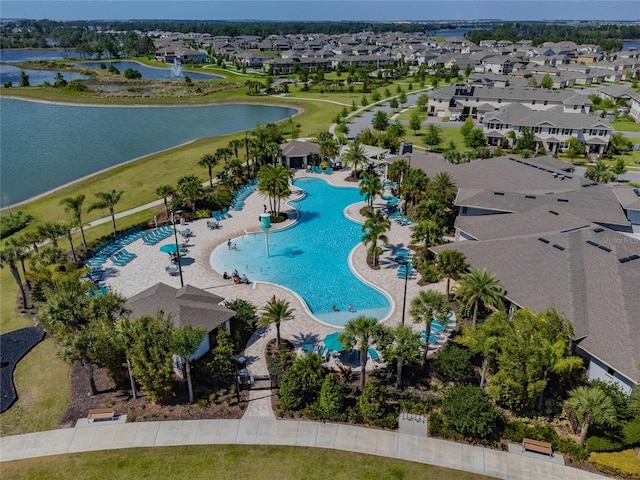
[221,207,232,218]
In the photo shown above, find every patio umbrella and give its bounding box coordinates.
[323,332,346,353]
[159,243,180,254]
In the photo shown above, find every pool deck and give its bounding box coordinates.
[102,170,449,377]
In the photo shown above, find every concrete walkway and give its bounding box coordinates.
[0,418,606,480]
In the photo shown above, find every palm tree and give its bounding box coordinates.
[60,194,87,248]
[455,268,504,328]
[198,153,219,188]
[37,221,66,248]
[156,184,174,219]
[361,209,390,268]
[565,385,618,447]
[429,171,457,205]
[263,142,282,166]
[401,168,429,208]
[23,230,43,254]
[257,164,294,216]
[59,220,78,264]
[340,315,386,389]
[258,297,295,347]
[88,190,124,238]
[176,175,204,213]
[387,158,408,184]
[58,328,99,396]
[436,249,467,299]
[410,290,449,364]
[585,160,615,184]
[0,242,29,309]
[6,236,32,288]
[343,140,368,178]
[382,325,421,389]
[359,174,383,209]
[115,318,138,400]
[411,219,445,249]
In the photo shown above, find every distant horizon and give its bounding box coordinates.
[1,1,638,23]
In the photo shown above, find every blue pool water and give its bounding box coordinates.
[209,177,391,327]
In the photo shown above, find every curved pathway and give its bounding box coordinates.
[0,418,606,480]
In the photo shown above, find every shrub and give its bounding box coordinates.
[503,420,557,444]
[319,373,346,419]
[358,377,385,422]
[442,385,501,439]
[434,345,472,382]
[0,210,32,237]
[428,412,446,437]
[589,450,640,479]
[555,437,588,462]
[623,419,640,448]
[586,435,623,453]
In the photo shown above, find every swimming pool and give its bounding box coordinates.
[209,177,391,327]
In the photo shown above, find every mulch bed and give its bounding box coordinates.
[0,326,45,413]
[60,363,248,428]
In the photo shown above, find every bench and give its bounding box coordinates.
[522,438,553,457]
[87,408,116,421]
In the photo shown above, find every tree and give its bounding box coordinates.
[387,158,408,184]
[460,116,475,140]
[176,174,204,212]
[465,129,487,149]
[514,126,536,153]
[361,208,390,268]
[60,194,87,248]
[455,268,503,328]
[19,70,29,87]
[319,373,346,418]
[37,221,66,248]
[359,174,383,209]
[409,110,423,135]
[564,137,586,162]
[343,140,368,178]
[287,353,326,406]
[585,160,615,184]
[358,377,385,422]
[380,325,421,389]
[456,313,507,387]
[611,157,627,180]
[424,124,442,151]
[608,133,632,157]
[541,73,554,89]
[566,385,618,447]
[442,385,501,439]
[428,171,458,206]
[88,190,124,238]
[0,242,29,309]
[416,93,429,112]
[114,318,138,399]
[340,316,385,389]
[59,220,78,264]
[58,328,99,396]
[257,163,294,216]
[401,167,429,207]
[198,153,219,188]
[411,219,444,249]
[258,297,294,347]
[398,90,407,108]
[410,290,449,364]
[389,97,399,110]
[435,344,473,382]
[173,325,206,404]
[372,110,389,131]
[316,130,339,162]
[436,249,467,299]
[202,327,236,388]
[155,184,174,219]
[128,313,175,404]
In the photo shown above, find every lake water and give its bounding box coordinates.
[0,48,83,62]
[623,40,640,51]
[0,64,87,87]
[0,98,296,206]
[75,61,221,81]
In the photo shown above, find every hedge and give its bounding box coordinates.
[589,450,640,479]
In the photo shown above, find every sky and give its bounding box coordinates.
[1,0,638,22]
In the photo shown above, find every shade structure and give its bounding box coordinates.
[323,332,346,352]
[159,243,180,254]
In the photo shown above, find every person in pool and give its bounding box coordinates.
[332,305,340,311]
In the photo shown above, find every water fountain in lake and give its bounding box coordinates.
[170,59,184,78]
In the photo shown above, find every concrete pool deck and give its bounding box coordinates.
[102,169,448,378]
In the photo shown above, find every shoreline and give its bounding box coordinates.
[0,99,303,210]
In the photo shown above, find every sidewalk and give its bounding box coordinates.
[0,418,606,480]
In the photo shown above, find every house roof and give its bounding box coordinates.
[280,141,320,158]
[431,227,640,383]
[126,283,234,332]
[612,184,640,211]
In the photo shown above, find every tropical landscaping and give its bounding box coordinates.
[1,20,640,480]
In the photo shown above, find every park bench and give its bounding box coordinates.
[87,408,116,421]
[522,438,553,457]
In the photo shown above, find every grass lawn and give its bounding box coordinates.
[1,445,495,480]
[403,125,466,152]
[611,120,640,132]
[0,337,69,436]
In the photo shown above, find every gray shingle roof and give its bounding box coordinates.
[126,283,234,332]
[280,141,320,158]
[432,228,640,383]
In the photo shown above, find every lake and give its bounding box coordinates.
[0,64,87,87]
[0,98,296,207]
[75,61,221,81]
[0,48,83,62]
